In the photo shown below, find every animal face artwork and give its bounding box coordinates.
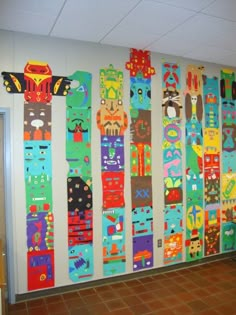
[24,61,52,103]
[101,136,124,171]
[164,205,183,234]
[24,102,51,141]
[162,62,180,90]
[67,108,90,143]
[162,89,181,120]
[186,229,202,258]
[130,77,151,110]
[132,206,153,236]
[97,99,128,136]
[24,141,52,176]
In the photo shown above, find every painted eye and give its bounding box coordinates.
[78,85,85,92]
[29,112,35,116]
[40,112,45,116]
[40,151,46,155]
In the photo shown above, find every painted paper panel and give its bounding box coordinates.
[185,64,204,262]
[66,71,93,281]
[221,68,236,252]
[133,235,153,270]
[2,61,71,291]
[204,209,220,256]
[23,61,54,290]
[203,75,221,256]
[162,61,183,265]
[27,250,54,291]
[126,48,155,271]
[164,233,183,265]
[103,208,125,275]
[97,64,127,276]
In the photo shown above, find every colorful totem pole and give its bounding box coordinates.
[97,64,127,276]
[66,71,93,281]
[220,69,236,251]
[184,65,204,261]
[2,61,71,290]
[126,49,155,271]
[161,61,183,264]
[202,75,221,256]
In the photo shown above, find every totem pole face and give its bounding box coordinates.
[24,61,52,103]
[163,62,180,90]
[24,102,52,141]
[130,77,151,110]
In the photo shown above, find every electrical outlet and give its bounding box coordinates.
[157,239,162,247]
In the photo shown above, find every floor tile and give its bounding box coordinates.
[7,257,236,315]
[28,305,48,315]
[46,301,68,314]
[63,296,85,310]
[129,302,151,314]
[105,298,128,311]
[187,299,209,312]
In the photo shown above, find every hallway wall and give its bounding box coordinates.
[0,29,235,297]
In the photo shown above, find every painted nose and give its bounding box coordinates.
[31,119,44,128]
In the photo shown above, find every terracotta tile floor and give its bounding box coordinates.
[7,257,236,315]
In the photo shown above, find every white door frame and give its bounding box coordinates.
[0,108,15,304]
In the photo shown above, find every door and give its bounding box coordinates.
[0,114,7,313]
[0,114,6,253]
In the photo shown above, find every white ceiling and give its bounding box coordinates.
[0,0,236,67]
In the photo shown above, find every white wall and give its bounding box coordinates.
[0,30,233,296]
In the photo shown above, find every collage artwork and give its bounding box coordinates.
[1,48,236,291]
